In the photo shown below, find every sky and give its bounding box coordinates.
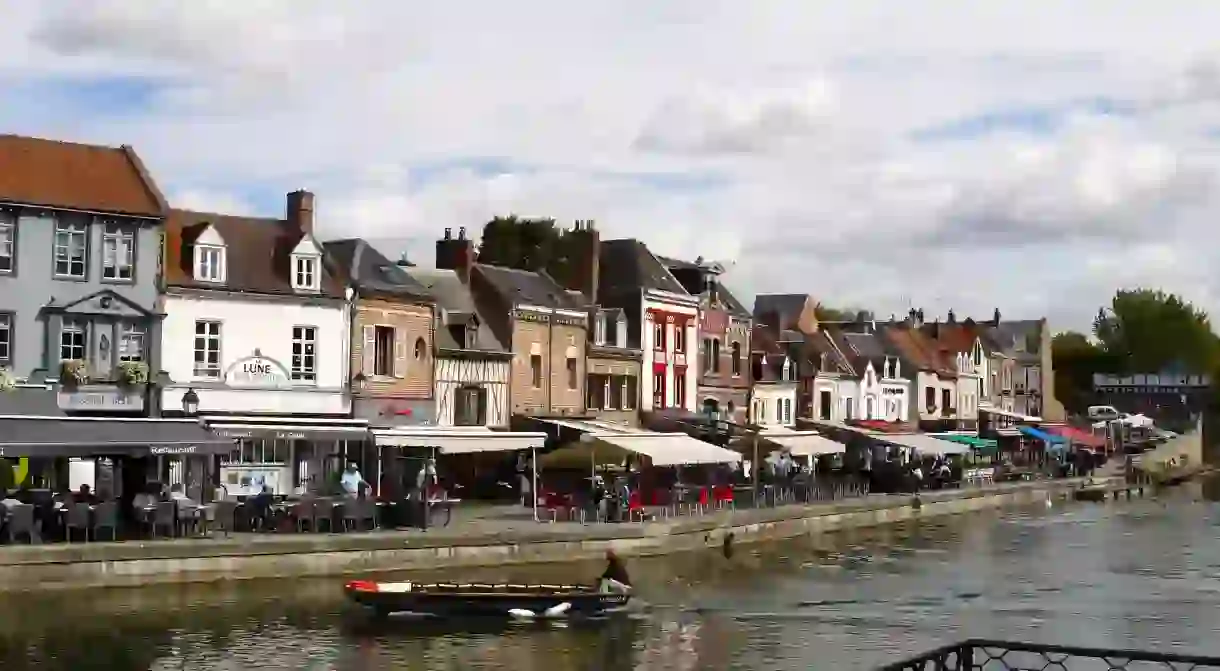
[4,2,1220,333]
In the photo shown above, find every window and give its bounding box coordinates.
[925,387,936,413]
[652,320,665,351]
[731,342,742,376]
[195,245,225,282]
[0,214,13,274]
[653,369,665,407]
[595,314,607,345]
[674,371,685,408]
[60,319,87,361]
[587,373,607,409]
[414,337,426,361]
[0,313,11,365]
[293,255,319,291]
[566,357,577,390]
[454,386,487,426]
[119,323,144,362]
[942,389,953,413]
[819,390,832,420]
[607,375,622,409]
[102,224,135,281]
[673,323,685,353]
[292,326,317,382]
[711,339,721,373]
[53,220,88,278]
[783,398,792,424]
[623,376,637,410]
[373,326,394,376]
[615,318,627,348]
[531,354,543,388]
[701,338,714,373]
[775,398,783,423]
[223,438,291,465]
[193,321,222,378]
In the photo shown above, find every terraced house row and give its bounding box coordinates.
[0,135,1063,497]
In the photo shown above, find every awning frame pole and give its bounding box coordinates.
[531,446,539,523]
[752,433,759,507]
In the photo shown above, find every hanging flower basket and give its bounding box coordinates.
[61,359,89,386]
[0,367,15,392]
[117,361,149,387]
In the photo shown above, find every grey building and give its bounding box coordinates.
[0,135,228,494]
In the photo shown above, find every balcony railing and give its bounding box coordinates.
[877,639,1220,670]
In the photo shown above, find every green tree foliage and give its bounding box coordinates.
[475,215,583,283]
[815,303,874,322]
[1092,288,1220,373]
[1051,331,1120,412]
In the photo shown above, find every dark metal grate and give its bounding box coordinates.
[878,640,1220,671]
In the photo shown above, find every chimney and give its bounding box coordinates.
[947,309,956,324]
[436,226,475,283]
[992,307,1002,326]
[566,219,600,301]
[287,190,315,234]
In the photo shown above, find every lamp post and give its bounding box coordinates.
[181,387,200,417]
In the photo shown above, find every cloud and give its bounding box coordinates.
[6,2,1220,332]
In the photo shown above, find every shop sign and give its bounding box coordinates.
[150,445,198,455]
[57,387,145,411]
[224,350,291,388]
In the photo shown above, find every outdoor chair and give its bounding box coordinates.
[176,502,202,536]
[65,503,92,542]
[91,501,119,541]
[360,499,378,530]
[150,502,177,538]
[313,499,336,532]
[210,501,237,537]
[5,504,36,544]
[291,500,316,532]
[342,499,372,532]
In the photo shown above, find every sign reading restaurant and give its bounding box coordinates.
[224,350,291,389]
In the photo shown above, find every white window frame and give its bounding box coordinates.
[119,323,145,362]
[292,325,318,383]
[102,224,135,281]
[292,254,320,292]
[53,220,88,278]
[0,213,14,274]
[0,312,12,365]
[60,319,88,362]
[195,245,226,283]
[193,320,222,379]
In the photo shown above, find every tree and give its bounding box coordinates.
[1051,330,1119,412]
[815,303,874,322]
[475,215,584,283]
[1092,289,1220,373]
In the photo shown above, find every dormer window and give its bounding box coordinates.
[615,316,627,348]
[595,313,608,345]
[782,358,793,381]
[195,245,226,283]
[293,254,320,292]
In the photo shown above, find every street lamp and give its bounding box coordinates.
[352,372,368,393]
[181,387,200,417]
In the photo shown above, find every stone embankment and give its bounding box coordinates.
[0,478,1122,593]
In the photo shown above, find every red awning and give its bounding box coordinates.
[1048,426,1106,448]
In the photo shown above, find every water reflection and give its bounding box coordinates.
[4,494,1220,670]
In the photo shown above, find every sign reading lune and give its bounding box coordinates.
[224,350,291,388]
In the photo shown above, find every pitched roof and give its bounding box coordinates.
[474,264,588,310]
[825,326,906,376]
[753,294,808,325]
[656,255,751,318]
[323,239,430,301]
[806,330,854,376]
[599,239,690,297]
[988,319,1043,363]
[920,322,980,354]
[401,267,507,352]
[884,325,957,377]
[0,135,166,217]
[164,209,345,298]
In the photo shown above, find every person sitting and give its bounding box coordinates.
[73,484,97,505]
[598,549,632,593]
[341,462,368,498]
[131,487,157,511]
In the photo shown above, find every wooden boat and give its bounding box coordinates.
[344,580,631,619]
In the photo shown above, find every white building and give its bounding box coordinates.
[856,357,910,421]
[159,192,364,496]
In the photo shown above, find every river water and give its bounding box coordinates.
[5,485,1220,670]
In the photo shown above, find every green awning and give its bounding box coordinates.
[935,434,998,451]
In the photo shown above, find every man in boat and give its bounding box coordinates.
[598,549,632,594]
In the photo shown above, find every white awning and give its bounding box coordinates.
[540,431,741,468]
[754,427,846,457]
[803,419,875,435]
[532,417,635,434]
[372,427,547,453]
[979,405,1040,422]
[879,433,969,455]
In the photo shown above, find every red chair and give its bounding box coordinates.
[695,487,711,514]
[714,485,735,509]
[626,490,646,522]
[540,490,571,522]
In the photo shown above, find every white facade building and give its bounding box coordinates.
[160,193,364,496]
[641,289,700,413]
[751,354,800,428]
[953,338,985,428]
[857,357,910,421]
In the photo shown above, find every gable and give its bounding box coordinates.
[51,289,153,318]
[291,234,321,256]
[195,224,225,246]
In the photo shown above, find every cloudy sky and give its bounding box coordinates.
[4,2,1219,332]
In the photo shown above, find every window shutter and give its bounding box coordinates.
[361,326,376,375]
[477,387,488,425]
[393,329,406,378]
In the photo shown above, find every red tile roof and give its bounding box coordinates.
[0,134,165,217]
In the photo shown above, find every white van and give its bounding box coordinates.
[1087,405,1121,421]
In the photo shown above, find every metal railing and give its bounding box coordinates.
[878,640,1220,670]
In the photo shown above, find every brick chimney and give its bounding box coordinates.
[286,190,314,234]
[436,226,475,283]
[566,219,600,301]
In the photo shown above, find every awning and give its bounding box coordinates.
[932,434,999,451]
[0,415,235,458]
[202,415,369,441]
[1017,426,1067,445]
[878,433,969,455]
[532,417,636,434]
[751,427,846,457]
[540,431,741,468]
[979,405,1040,422]
[1047,426,1106,448]
[803,419,876,435]
[372,426,547,453]
[1121,414,1154,428]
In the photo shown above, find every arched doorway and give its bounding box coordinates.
[702,398,720,419]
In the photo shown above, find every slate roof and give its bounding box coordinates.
[752,294,809,327]
[825,326,910,378]
[0,134,166,217]
[806,330,854,376]
[656,255,751,318]
[599,239,690,297]
[402,267,507,353]
[164,210,346,298]
[988,320,1043,364]
[474,264,588,310]
[323,239,431,301]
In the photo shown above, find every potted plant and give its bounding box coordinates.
[117,361,149,387]
[61,359,89,386]
[0,367,15,392]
